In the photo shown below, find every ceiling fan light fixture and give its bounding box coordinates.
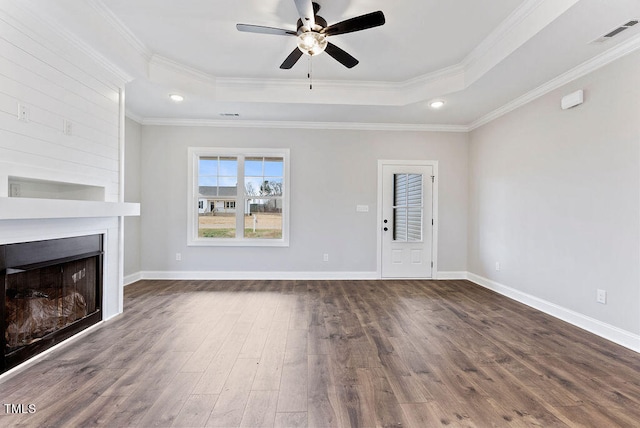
[297,31,327,56]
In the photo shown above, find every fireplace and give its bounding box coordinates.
[1,235,103,373]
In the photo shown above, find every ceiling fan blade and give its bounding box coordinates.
[280,48,304,69]
[236,24,297,36]
[322,11,385,36]
[294,0,315,28]
[325,42,359,68]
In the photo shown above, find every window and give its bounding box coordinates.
[188,148,290,246]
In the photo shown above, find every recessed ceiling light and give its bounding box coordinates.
[430,100,445,109]
[169,94,184,102]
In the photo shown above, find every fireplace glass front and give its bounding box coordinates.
[1,235,103,373]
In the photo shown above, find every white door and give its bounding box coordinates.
[381,163,434,278]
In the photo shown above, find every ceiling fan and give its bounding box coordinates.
[236,0,385,69]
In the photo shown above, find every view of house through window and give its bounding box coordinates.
[244,157,284,238]
[193,150,288,244]
[198,156,238,238]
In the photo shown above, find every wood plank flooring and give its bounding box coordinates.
[1,279,640,427]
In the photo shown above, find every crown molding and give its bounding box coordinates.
[463,0,546,68]
[53,0,634,132]
[463,0,581,85]
[400,63,466,89]
[13,0,133,85]
[125,110,144,124]
[82,0,576,107]
[216,76,395,90]
[469,32,640,131]
[139,118,469,133]
[139,31,640,133]
[87,0,153,62]
[217,0,576,102]
[149,54,217,87]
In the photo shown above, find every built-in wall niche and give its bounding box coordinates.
[8,177,105,202]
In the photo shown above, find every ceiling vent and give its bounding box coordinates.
[592,20,638,43]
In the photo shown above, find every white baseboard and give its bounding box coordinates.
[123,271,143,286]
[436,271,468,280]
[466,272,640,353]
[138,270,379,281]
[127,270,467,282]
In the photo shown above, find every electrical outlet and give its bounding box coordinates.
[495,262,500,271]
[323,253,329,262]
[63,119,73,135]
[176,253,182,261]
[596,289,606,304]
[9,183,21,197]
[17,103,29,122]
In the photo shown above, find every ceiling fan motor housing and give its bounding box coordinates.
[296,13,327,56]
[297,15,327,33]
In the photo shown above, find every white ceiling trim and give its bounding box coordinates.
[93,0,576,106]
[469,31,640,130]
[15,0,133,85]
[133,30,640,133]
[125,109,144,124]
[149,59,466,107]
[136,117,470,133]
[463,0,581,84]
[149,55,217,94]
[87,0,152,61]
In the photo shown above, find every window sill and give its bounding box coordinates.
[187,237,289,247]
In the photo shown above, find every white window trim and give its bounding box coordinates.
[187,147,290,247]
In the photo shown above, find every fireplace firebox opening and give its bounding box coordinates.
[1,235,103,373]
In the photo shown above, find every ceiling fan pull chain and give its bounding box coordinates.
[308,56,313,90]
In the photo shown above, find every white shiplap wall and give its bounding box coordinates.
[0,0,123,201]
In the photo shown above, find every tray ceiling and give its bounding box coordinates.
[29,0,640,128]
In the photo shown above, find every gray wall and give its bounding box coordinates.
[468,51,640,334]
[121,50,640,344]
[124,117,142,278]
[137,126,469,274]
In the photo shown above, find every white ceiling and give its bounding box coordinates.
[35,0,640,128]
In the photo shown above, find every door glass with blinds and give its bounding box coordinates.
[393,173,423,242]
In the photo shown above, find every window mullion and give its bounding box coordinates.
[236,155,245,239]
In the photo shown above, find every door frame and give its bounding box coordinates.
[377,160,439,279]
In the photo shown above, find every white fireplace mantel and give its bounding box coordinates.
[0,197,140,220]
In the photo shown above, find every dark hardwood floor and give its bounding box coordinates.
[1,279,640,427]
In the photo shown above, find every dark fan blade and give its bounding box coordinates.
[325,42,359,68]
[294,0,315,28]
[236,24,296,36]
[322,11,385,36]
[280,48,304,69]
